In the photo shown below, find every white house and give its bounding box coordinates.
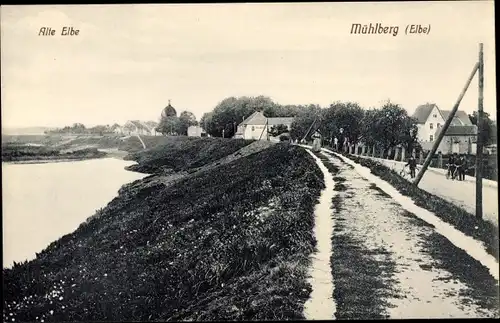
[413,103,446,144]
[110,124,123,135]
[412,103,474,150]
[187,125,208,137]
[234,111,294,141]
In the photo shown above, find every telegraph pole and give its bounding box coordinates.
[413,61,479,186]
[476,43,484,219]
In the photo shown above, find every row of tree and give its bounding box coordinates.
[289,100,420,155]
[198,95,496,152]
[198,96,420,154]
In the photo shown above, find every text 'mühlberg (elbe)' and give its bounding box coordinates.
[350,23,431,36]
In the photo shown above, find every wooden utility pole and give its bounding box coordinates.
[476,43,484,219]
[302,117,318,143]
[259,119,268,141]
[413,61,480,186]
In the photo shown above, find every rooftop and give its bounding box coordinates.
[412,103,438,124]
[440,110,473,126]
[239,111,295,126]
[439,125,478,136]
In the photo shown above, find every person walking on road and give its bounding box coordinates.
[447,153,457,180]
[312,130,322,153]
[454,154,463,181]
[458,154,467,181]
[405,154,417,179]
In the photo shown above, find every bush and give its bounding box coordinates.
[279,134,290,142]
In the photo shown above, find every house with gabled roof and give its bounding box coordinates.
[413,103,447,143]
[412,103,477,153]
[233,111,294,141]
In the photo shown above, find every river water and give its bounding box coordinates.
[2,158,147,268]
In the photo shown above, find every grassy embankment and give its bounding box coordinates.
[340,153,499,262]
[123,136,259,174]
[3,139,324,322]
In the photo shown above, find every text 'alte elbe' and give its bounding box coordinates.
[38,27,80,36]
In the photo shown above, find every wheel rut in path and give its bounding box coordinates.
[302,150,337,320]
[319,151,499,319]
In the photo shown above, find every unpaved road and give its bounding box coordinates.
[361,156,498,227]
[314,150,499,319]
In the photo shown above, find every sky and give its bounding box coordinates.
[1,2,496,129]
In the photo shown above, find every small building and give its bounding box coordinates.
[435,125,478,154]
[234,111,294,140]
[110,124,123,135]
[187,125,207,137]
[412,103,473,143]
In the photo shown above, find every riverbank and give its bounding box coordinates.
[3,138,325,322]
[2,144,108,163]
[1,134,164,164]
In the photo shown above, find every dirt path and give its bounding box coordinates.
[302,150,337,320]
[317,150,499,319]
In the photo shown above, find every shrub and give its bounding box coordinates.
[279,134,290,142]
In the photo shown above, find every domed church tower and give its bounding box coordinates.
[161,100,177,118]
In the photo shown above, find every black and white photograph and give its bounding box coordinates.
[1,1,498,321]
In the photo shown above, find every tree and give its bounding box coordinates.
[361,108,379,147]
[200,112,215,136]
[289,104,323,141]
[469,111,495,145]
[322,102,365,147]
[269,124,289,137]
[156,116,181,135]
[89,125,108,136]
[178,111,198,136]
[364,101,418,157]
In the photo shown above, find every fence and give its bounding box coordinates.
[345,144,498,182]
